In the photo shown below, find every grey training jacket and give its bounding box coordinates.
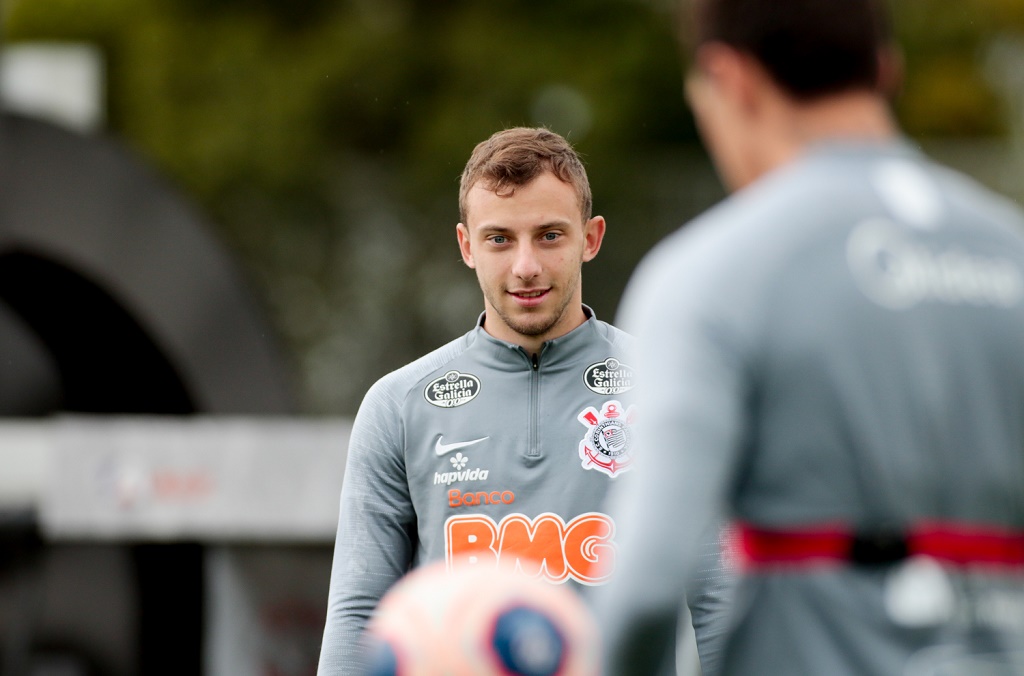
[319,310,687,674]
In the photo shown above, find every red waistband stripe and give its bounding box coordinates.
[735,521,1024,571]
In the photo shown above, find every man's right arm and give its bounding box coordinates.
[317,378,417,675]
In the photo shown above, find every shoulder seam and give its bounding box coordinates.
[375,332,474,408]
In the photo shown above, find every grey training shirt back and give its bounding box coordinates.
[597,141,1024,675]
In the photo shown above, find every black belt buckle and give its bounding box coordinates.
[850,530,909,566]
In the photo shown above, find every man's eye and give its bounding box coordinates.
[543,232,560,241]
[490,235,507,245]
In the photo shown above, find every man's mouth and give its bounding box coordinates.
[509,289,550,307]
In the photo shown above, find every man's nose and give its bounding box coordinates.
[511,242,542,280]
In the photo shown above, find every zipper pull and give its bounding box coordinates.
[531,353,539,370]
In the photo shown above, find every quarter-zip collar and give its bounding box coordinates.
[467,305,600,372]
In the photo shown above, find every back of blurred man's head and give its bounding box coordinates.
[684,0,893,101]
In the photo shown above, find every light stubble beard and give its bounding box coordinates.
[484,271,582,339]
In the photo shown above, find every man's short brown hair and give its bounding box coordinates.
[458,127,592,224]
[686,0,892,101]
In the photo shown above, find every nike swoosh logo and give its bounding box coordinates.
[435,436,489,456]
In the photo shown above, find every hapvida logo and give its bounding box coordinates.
[434,453,490,485]
[434,468,490,485]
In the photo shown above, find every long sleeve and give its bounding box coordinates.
[686,519,736,675]
[593,237,750,676]
[317,377,417,675]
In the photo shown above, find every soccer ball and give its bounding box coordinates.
[362,558,601,676]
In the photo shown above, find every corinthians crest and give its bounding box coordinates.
[577,400,636,478]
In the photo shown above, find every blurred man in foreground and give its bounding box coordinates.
[595,0,1024,674]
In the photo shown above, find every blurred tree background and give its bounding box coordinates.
[5,0,1024,415]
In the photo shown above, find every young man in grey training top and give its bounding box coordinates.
[595,1,1024,674]
[318,127,729,675]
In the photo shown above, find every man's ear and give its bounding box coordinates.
[582,215,606,263]
[877,44,905,101]
[695,42,767,115]
[456,223,475,268]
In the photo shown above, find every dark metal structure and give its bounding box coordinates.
[0,112,296,675]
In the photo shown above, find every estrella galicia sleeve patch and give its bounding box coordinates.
[583,358,635,395]
[424,370,481,408]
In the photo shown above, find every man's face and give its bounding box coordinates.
[457,171,605,351]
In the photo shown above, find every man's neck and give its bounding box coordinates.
[759,91,899,179]
[788,91,898,144]
[480,304,589,358]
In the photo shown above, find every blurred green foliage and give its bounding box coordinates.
[891,0,1010,137]
[7,0,695,202]
[5,0,1024,413]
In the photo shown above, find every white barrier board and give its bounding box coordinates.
[1,416,352,541]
